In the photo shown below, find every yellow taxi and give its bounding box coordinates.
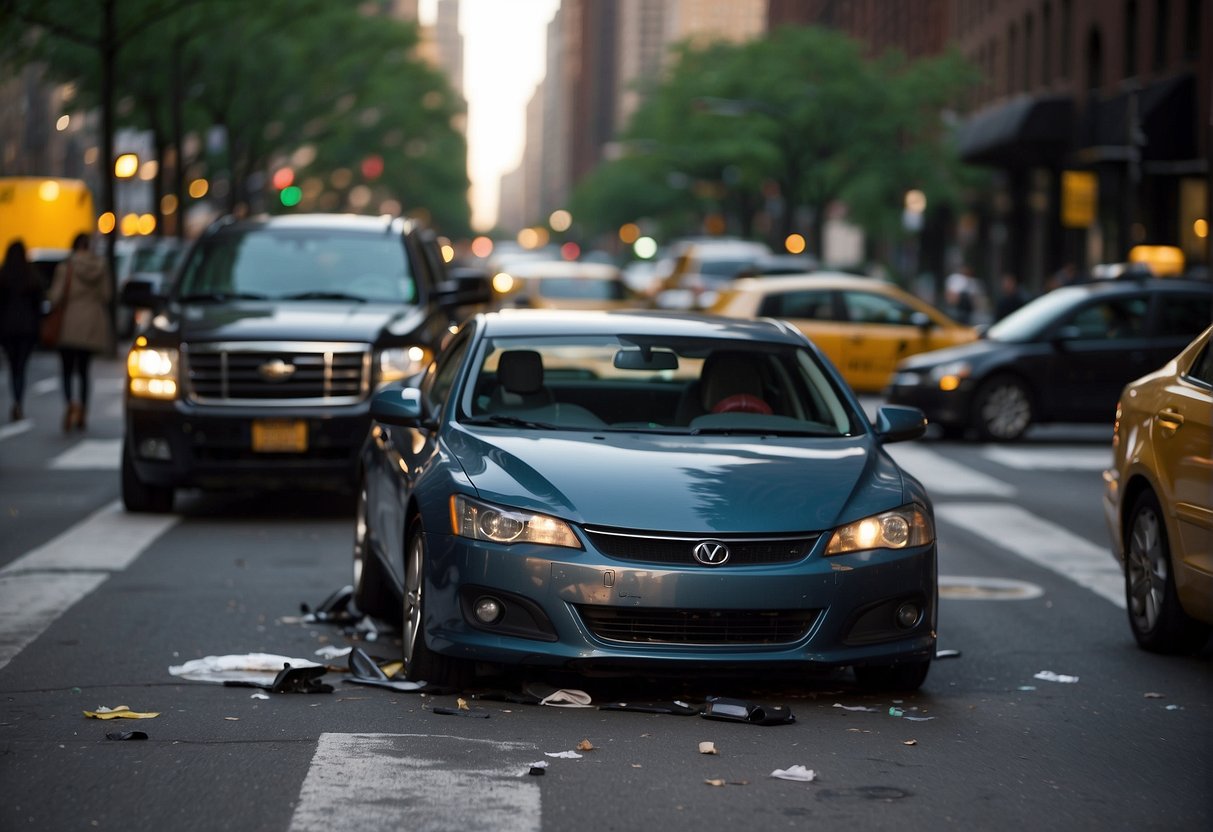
[491,260,634,311]
[710,273,977,393]
[1103,325,1212,653]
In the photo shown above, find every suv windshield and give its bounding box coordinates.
[176,228,415,303]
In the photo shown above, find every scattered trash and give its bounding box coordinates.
[528,765,546,776]
[223,663,332,694]
[545,750,583,759]
[1017,686,1037,691]
[1143,692,1165,699]
[902,739,918,746]
[344,647,426,692]
[904,716,935,722]
[770,765,816,782]
[538,688,594,708]
[169,653,322,685]
[935,649,962,659]
[833,703,879,713]
[105,730,148,741]
[698,741,718,755]
[300,585,357,624]
[250,692,270,700]
[224,717,239,721]
[705,779,726,787]
[84,706,160,720]
[888,707,905,717]
[433,706,490,718]
[1034,671,1079,684]
[313,645,352,660]
[599,700,699,716]
[702,696,794,726]
[846,728,872,734]
[1165,704,1182,711]
[576,739,594,752]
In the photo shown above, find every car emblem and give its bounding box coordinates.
[693,540,730,566]
[259,359,297,382]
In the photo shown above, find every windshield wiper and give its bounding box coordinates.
[463,415,558,430]
[178,291,269,302]
[281,291,368,302]
[689,426,840,437]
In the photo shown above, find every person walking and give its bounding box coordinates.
[47,233,112,431]
[0,239,45,422]
[993,272,1031,321]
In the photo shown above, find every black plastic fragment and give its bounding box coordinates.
[105,730,148,741]
[223,663,333,694]
[700,696,795,726]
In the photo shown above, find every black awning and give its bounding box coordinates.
[1080,73,1196,163]
[955,94,1075,167]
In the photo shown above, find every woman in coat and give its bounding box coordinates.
[47,233,112,431]
[0,239,44,421]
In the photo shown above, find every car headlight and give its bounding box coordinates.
[891,370,923,386]
[825,505,933,555]
[126,343,179,400]
[450,494,581,549]
[377,346,431,384]
[928,361,971,392]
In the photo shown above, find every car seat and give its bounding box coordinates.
[676,350,772,422]
[489,349,554,410]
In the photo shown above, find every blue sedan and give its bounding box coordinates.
[354,310,937,691]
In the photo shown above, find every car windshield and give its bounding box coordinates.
[535,278,626,300]
[984,286,1088,342]
[175,228,415,303]
[459,334,860,436]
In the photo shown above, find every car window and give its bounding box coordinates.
[759,289,834,319]
[422,332,472,411]
[535,278,626,300]
[1062,297,1148,340]
[178,229,416,302]
[1187,342,1213,387]
[842,291,916,325]
[1155,293,1213,338]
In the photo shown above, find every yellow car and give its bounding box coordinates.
[1104,325,1213,653]
[491,261,634,311]
[710,273,977,393]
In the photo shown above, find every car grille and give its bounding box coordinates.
[583,527,818,566]
[184,342,371,405]
[575,606,819,645]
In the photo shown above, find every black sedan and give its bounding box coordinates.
[885,278,1212,440]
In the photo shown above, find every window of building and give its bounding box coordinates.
[1124,1,1139,78]
[1153,0,1170,70]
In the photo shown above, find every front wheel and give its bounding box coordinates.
[402,518,473,689]
[352,476,391,620]
[853,659,931,692]
[1124,491,1210,653]
[973,375,1033,441]
[121,441,174,513]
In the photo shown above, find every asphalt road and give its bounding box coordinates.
[1,349,1209,831]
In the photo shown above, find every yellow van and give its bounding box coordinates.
[0,176,96,253]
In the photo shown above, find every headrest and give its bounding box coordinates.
[701,351,764,409]
[497,350,545,394]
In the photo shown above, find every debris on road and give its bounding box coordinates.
[1143,692,1165,699]
[704,778,726,787]
[935,649,962,659]
[545,750,583,759]
[833,703,879,712]
[223,663,332,694]
[250,692,270,700]
[598,700,699,716]
[344,647,426,693]
[104,730,148,741]
[576,739,595,752]
[903,739,918,746]
[432,705,490,718]
[698,741,718,755]
[83,706,159,720]
[702,696,795,725]
[169,653,322,685]
[1034,670,1079,683]
[770,765,816,782]
[313,645,352,660]
[527,763,547,776]
[537,688,593,708]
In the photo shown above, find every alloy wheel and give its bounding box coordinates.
[977,378,1031,440]
[1126,504,1166,635]
[403,532,424,666]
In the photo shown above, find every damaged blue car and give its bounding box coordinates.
[353,310,936,690]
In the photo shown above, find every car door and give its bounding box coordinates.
[836,289,935,393]
[760,289,848,379]
[1048,294,1152,419]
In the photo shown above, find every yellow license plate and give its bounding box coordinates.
[251,419,308,453]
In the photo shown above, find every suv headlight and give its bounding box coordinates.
[378,346,431,384]
[451,495,581,549]
[928,361,971,392]
[127,343,179,400]
[825,505,933,555]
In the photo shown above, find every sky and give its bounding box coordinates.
[422,0,562,231]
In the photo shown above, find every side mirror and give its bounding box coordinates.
[874,405,927,443]
[370,386,430,428]
[120,279,164,309]
[434,266,491,309]
[909,311,932,329]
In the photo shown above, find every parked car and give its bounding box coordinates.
[711,273,977,393]
[119,213,490,513]
[490,260,634,310]
[1103,325,1212,653]
[885,278,1213,440]
[355,309,937,690]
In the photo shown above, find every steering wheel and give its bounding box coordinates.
[711,394,772,415]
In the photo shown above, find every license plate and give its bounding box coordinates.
[252,419,308,453]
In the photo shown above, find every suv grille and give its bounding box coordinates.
[583,527,818,566]
[576,606,819,645]
[184,342,371,404]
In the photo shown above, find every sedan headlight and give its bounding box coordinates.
[451,495,581,549]
[825,505,933,555]
[126,342,179,400]
[378,345,431,384]
[928,361,971,392]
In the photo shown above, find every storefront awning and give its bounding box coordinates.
[1078,73,1196,164]
[955,94,1075,167]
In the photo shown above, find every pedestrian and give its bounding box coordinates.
[47,233,112,432]
[993,272,1031,321]
[0,239,45,422]
[944,265,982,324]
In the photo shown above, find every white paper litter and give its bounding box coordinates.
[1034,670,1079,684]
[168,653,321,684]
[770,765,816,782]
[250,692,270,700]
[539,689,593,708]
[544,751,584,759]
[313,645,353,660]
[833,703,879,712]
[903,716,936,722]
[527,761,549,769]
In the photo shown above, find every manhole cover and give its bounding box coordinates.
[938,575,1043,600]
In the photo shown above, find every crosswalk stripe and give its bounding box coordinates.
[936,503,1125,609]
[885,443,1017,497]
[289,733,541,832]
[49,438,122,470]
[981,446,1111,472]
[0,421,32,443]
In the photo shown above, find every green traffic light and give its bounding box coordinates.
[280,186,302,207]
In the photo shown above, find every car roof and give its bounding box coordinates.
[211,213,413,236]
[727,272,887,292]
[477,309,806,344]
[503,260,622,280]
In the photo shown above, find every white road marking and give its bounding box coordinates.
[49,438,122,470]
[885,443,1017,497]
[0,420,32,442]
[937,503,1124,608]
[289,733,541,832]
[982,446,1112,472]
[0,501,178,671]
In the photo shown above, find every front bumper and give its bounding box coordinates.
[885,375,975,429]
[421,531,937,673]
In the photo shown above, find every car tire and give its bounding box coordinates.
[352,476,391,620]
[853,659,931,692]
[973,374,1033,441]
[402,517,473,689]
[121,441,174,513]
[1124,490,1211,654]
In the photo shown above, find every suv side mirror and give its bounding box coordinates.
[874,405,927,443]
[434,266,491,309]
[120,279,165,309]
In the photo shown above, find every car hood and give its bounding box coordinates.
[445,428,908,533]
[895,337,1008,370]
[161,300,423,344]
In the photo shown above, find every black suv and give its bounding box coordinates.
[120,213,489,512]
